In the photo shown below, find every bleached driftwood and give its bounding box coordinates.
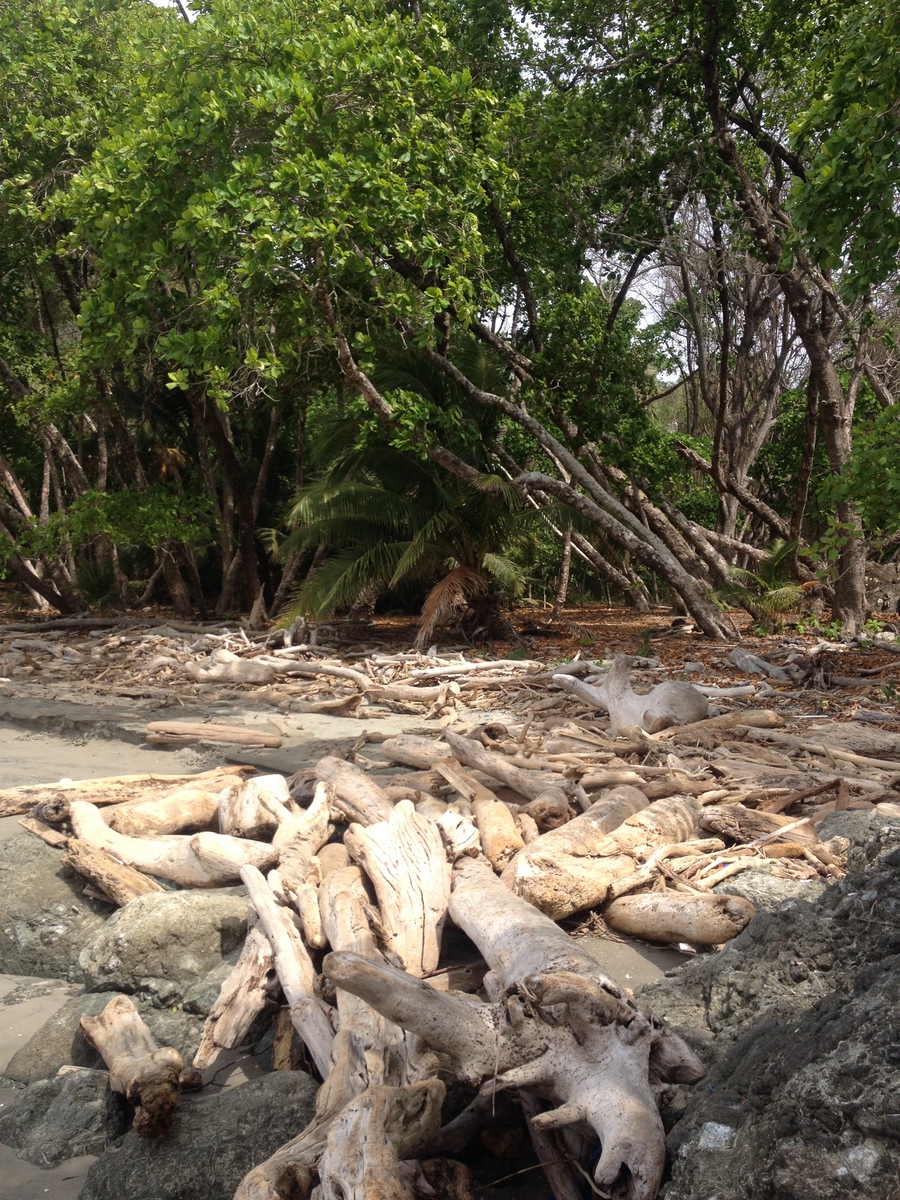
[265,781,334,949]
[219,774,289,841]
[145,720,282,747]
[553,656,709,734]
[184,648,277,684]
[240,864,335,1079]
[10,765,249,822]
[104,787,222,837]
[345,800,452,977]
[80,995,184,1138]
[234,864,434,1200]
[502,787,700,919]
[662,708,783,741]
[193,919,277,1071]
[602,890,756,945]
[233,1034,376,1200]
[314,756,394,825]
[317,1080,444,1200]
[434,760,524,870]
[70,800,279,887]
[318,866,407,1082]
[441,730,569,806]
[326,857,705,1200]
[379,734,461,770]
[64,839,166,906]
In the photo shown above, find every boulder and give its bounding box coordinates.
[644,828,900,1200]
[0,834,110,980]
[713,865,827,913]
[80,1069,319,1200]
[79,889,251,1005]
[3,992,205,1085]
[0,1067,127,1166]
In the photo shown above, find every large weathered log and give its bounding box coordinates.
[80,995,183,1138]
[326,857,705,1200]
[145,720,282,747]
[63,838,166,906]
[345,800,451,977]
[104,787,222,837]
[502,787,704,919]
[193,919,278,1070]
[379,734,458,770]
[8,765,250,822]
[317,1080,445,1200]
[314,755,394,825]
[553,657,709,734]
[318,866,407,1083]
[233,1031,366,1200]
[70,800,279,887]
[185,649,277,684]
[602,891,756,945]
[219,774,288,840]
[240,864,335,1079]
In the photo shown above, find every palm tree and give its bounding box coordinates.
[276,419,541,645]
[714,539,811,632]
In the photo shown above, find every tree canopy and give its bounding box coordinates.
[0,0,898,634]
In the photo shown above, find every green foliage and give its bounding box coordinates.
[0,488,212,567]
[791,0,900,295]
[65,0,509,402]
[823,407,900,535]
[278,421,541,624]
[715,539,805,631]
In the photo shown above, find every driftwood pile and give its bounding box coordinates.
[4,653,900,1200]
[2,613,898,728]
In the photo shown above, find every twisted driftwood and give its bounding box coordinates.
[553,655,709,734]
[325,857,705,1200]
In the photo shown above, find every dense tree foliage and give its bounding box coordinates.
[0,0,898,635]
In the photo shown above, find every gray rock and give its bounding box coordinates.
[713,865,827,912]
[80,1069,319,1200]
[654,838,900,1200]
[0,1067,127,1166]
[817,808,876,844]
[0,834,110,980]
[181,956,241,1016]
[3,992,205,1085]
[79,889,251,1005]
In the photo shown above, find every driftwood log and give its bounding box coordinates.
[70,799,278,887]
[502,788,702,919]
[64,839,166,906]
[80,995,184,1137]
[553,656,709,734]
[326,856,705,1200]
[345,800,451,977]
[4,765,250,822]
[193,919,278,1071]
[602,891,756,945]
[104,786,223,837]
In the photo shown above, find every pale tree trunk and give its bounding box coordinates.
[551,522,572,615]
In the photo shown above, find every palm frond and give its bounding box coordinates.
[416,566,488,649]
[482,552,528,596]
[285,542,410,620]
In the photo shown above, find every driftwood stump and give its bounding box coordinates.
[80,995,184,1138]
